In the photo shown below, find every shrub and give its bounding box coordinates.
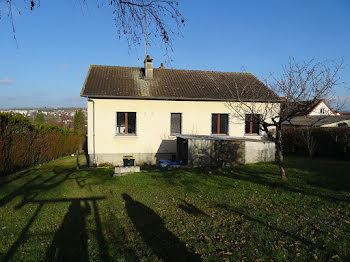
[0,113,85,176]
[282,127,350,158]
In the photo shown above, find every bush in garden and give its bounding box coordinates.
[282,126,350,158]
[0,113,85,176]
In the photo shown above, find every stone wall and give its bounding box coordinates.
[186,139,275,167]
[214,140,246,166]
[188,139,215,167]
[244,141,275,164]
[187,139,245,167]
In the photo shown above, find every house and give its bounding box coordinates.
[281,99,350,127]
[80,56,281,166]
[304,99,338,116]
[280,98,339,117]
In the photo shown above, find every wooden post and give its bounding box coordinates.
[76,150,80,170]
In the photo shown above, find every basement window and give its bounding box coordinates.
[116,112,136,135]
[245,114,261,135]
[171,113,182,135]
[212,114,228,135]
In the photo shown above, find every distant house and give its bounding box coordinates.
[305,99,339,116]
[80,56,281,166]
[281,98,338,116]
[281,98,350,127]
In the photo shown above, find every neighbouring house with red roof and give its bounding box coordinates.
[80,56,281,166]
[305,99,339,116]
[281,99,350,127]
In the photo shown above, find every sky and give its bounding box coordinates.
[0,0,349,109]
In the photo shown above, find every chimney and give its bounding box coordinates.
[159,63,164,69]
[144,55,153,80]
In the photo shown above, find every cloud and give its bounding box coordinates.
[0,78,13,84]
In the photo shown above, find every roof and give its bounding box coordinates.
[281,99,336,116]
[282,115,350,127]
[306,99,336,116]
[282,99,322,116]
[80,65,281,102]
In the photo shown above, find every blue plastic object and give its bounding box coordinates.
[158,160,172,165]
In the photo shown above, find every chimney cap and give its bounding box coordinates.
[145,55,153,62]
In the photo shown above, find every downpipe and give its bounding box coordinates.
[88,98,96,166]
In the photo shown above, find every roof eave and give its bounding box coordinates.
[81,94,282,103]
[80,66,93,97]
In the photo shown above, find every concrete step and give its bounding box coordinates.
[113,166,141,176]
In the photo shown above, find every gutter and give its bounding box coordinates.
[81,95,283,103]
[88,98,96,165]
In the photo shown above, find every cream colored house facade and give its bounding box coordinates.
[81,57,281,166]
[87,99,278,165]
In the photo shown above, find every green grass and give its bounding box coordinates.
[0,156,349,261]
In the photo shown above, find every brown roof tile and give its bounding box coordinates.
[80,65,281,102]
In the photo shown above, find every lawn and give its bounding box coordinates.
[0,156,349,261]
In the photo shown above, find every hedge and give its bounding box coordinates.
[0,113,85,176]
[282,126,350,158]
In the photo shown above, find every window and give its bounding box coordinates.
[320,108,325,114]
[116,112,136,135]
[245,114,260,135]
[171,113,182,135]
[212,114,228,135]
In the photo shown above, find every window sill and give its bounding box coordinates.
[114,135,138,138]
[244,134,262,137]
[211,134,228,136]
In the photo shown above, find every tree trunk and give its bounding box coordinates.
[276,145,286,180]
[261,124,287,180]
[276,128,286,180]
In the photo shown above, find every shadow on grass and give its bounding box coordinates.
[1,163,115,262]
[178,200,208,217]
[216,203,350,261]
[149,159,350,204]
[1,203,44,262]
[208,166,350,204]
[0,165,113,209]
[2,197,110,262]
[122,193,202,262]
[283,157,350,192]
[45,199,91,261]
[0,170,33,188]
[0,165,79,208]
[72,168,114,189]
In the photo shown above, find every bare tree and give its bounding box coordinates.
[301,127,317,158]
[227,58,345,179]
[1,0,184,58]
